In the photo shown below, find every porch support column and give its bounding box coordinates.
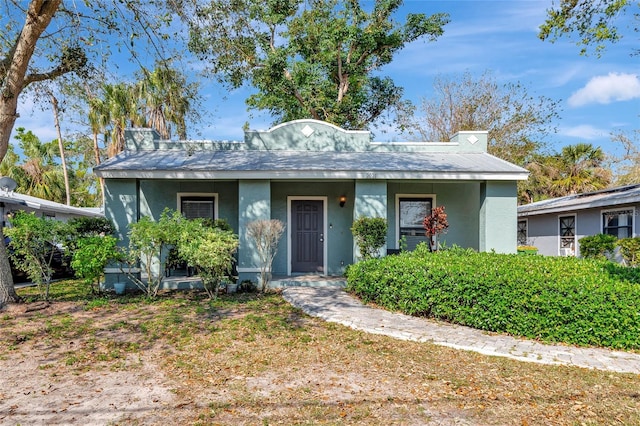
[237,180,271,281]
[103,178,139,289]
[353,180,388,261]
[479,181,517,253]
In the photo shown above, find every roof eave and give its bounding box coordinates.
[518,195,640,216]
[95,169,528,181]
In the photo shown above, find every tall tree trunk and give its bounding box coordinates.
[92,131,105,204]
[0,0,63,307]
[51,94,71,205]
[0,227,20,306]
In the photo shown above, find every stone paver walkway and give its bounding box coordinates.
[282,287,640,374]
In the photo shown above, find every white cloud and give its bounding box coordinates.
[562,125,607,140]
[568,73,640,107]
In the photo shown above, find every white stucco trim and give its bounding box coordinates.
[557,213,577,257]
[104,267,141,274]
[176,192,219,219]
[394,194,436,250]
[600,206,636,237]
[260,119,370,135]
[237,267,260,273]
[96,170,529,181]
[286,196,328,276]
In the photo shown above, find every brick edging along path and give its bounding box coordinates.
[282,287,640,374]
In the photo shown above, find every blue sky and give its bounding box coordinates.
[13,0,639,159]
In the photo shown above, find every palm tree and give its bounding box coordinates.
[11,128,67,203]
[99,82,143,158]
[553,143,611,195]
[519,143,612,204]
[87,91,109,199]
[138,64,193,139]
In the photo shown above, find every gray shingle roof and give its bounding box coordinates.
[518,184,640,216]
[94,149,528,180]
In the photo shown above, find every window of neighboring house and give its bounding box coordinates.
[559,215,576,255]
[180,196,216,220]
[602,209,634,238]
[517,220,527,246]
[398,197,432,250]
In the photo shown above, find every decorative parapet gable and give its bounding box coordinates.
[123,122,488,154]
[124,128,161,151]
[244,119,371,152]
[448,131,488,152]
[370,131,488,153]
[124,128,244,152]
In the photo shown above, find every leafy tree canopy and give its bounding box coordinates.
[172,0,450,130]
[539,0,638,56]
[0,0,183,305]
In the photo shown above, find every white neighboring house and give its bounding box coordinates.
[517,184,639,257]
[0,190,103,228]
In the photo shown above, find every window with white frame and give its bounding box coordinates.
[398,197,432,250]
[517,220,527,246]
[559,215,576,253]
[602,209,634,238]
[180,196,215,220]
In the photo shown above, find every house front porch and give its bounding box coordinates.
[118,273,347,292]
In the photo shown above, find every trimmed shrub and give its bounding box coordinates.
[68,216,115,237]
[351,217,387,259]
[618,237,640,267]
[346,245,640,349]
[578,233,617,260]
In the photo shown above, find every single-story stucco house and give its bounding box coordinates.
[94,119,528,288]
[517,184,640,257]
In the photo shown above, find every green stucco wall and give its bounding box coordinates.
[237,180,271,278]
[386,182,480,251]
[354,181,388,260]
[104,179,139,245]
[271,181,354,277]
[479,181,518,253]
[137,180,239,230]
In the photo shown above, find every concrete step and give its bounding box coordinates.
[271,275,346,288]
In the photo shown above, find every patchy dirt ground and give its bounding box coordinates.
[0,302,190,425]
[2,294,640,425]
[0,299,474,425]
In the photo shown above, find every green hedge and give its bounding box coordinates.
[345,245,640,349]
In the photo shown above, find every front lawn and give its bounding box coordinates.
[1,279,639,424]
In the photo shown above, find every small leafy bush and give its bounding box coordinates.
[346,245,640,349]
[578,233,617,260]
[126,209,184,297]
[68,217,116,237]
[351,217,387,259]
[618,237,640,267]
[71,235,121,295]
[177,219,238,299]
[5,211,70,300]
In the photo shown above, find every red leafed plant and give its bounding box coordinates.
[423,206,449,251]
